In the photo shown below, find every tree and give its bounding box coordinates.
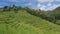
[3,6,8,11]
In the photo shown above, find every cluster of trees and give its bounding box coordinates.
[26,7,60,25]
[2,5,22,13]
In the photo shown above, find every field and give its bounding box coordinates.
[0,10,60,34]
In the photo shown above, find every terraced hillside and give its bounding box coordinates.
[0,10,60,34]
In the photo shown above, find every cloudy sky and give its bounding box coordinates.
[0,0,60,11]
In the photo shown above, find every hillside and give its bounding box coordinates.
[46,6,60,25]
[0,10,60,34]
[0,23,44,34]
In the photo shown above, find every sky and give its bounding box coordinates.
[0,0,60,11]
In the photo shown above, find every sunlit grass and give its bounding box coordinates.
[0,10,60,34]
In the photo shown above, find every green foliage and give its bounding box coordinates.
[2,5,22,13]
[0,5,60,34]
[26,6,60,25]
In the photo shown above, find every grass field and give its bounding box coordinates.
[0,10,60,34]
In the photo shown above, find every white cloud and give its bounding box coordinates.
[28,3,32,5]
[6,0,25,2]
[37,4,46,10]
[37,3,60,11]
[37,0,60,11]
[3,0,19,2]
[37,0,54,2]
[49,4,60,10]
[37,4,41,8]
[56,0,60,1]
[47,3,52,6]
[40,6,46,10]
[9,0,18,2]
[3,0,60,11]
[23,3,32,6]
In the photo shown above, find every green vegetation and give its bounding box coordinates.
[0,5,60,34]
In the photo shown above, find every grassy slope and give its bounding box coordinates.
[0,23,44,34]
[0,10,60,34]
